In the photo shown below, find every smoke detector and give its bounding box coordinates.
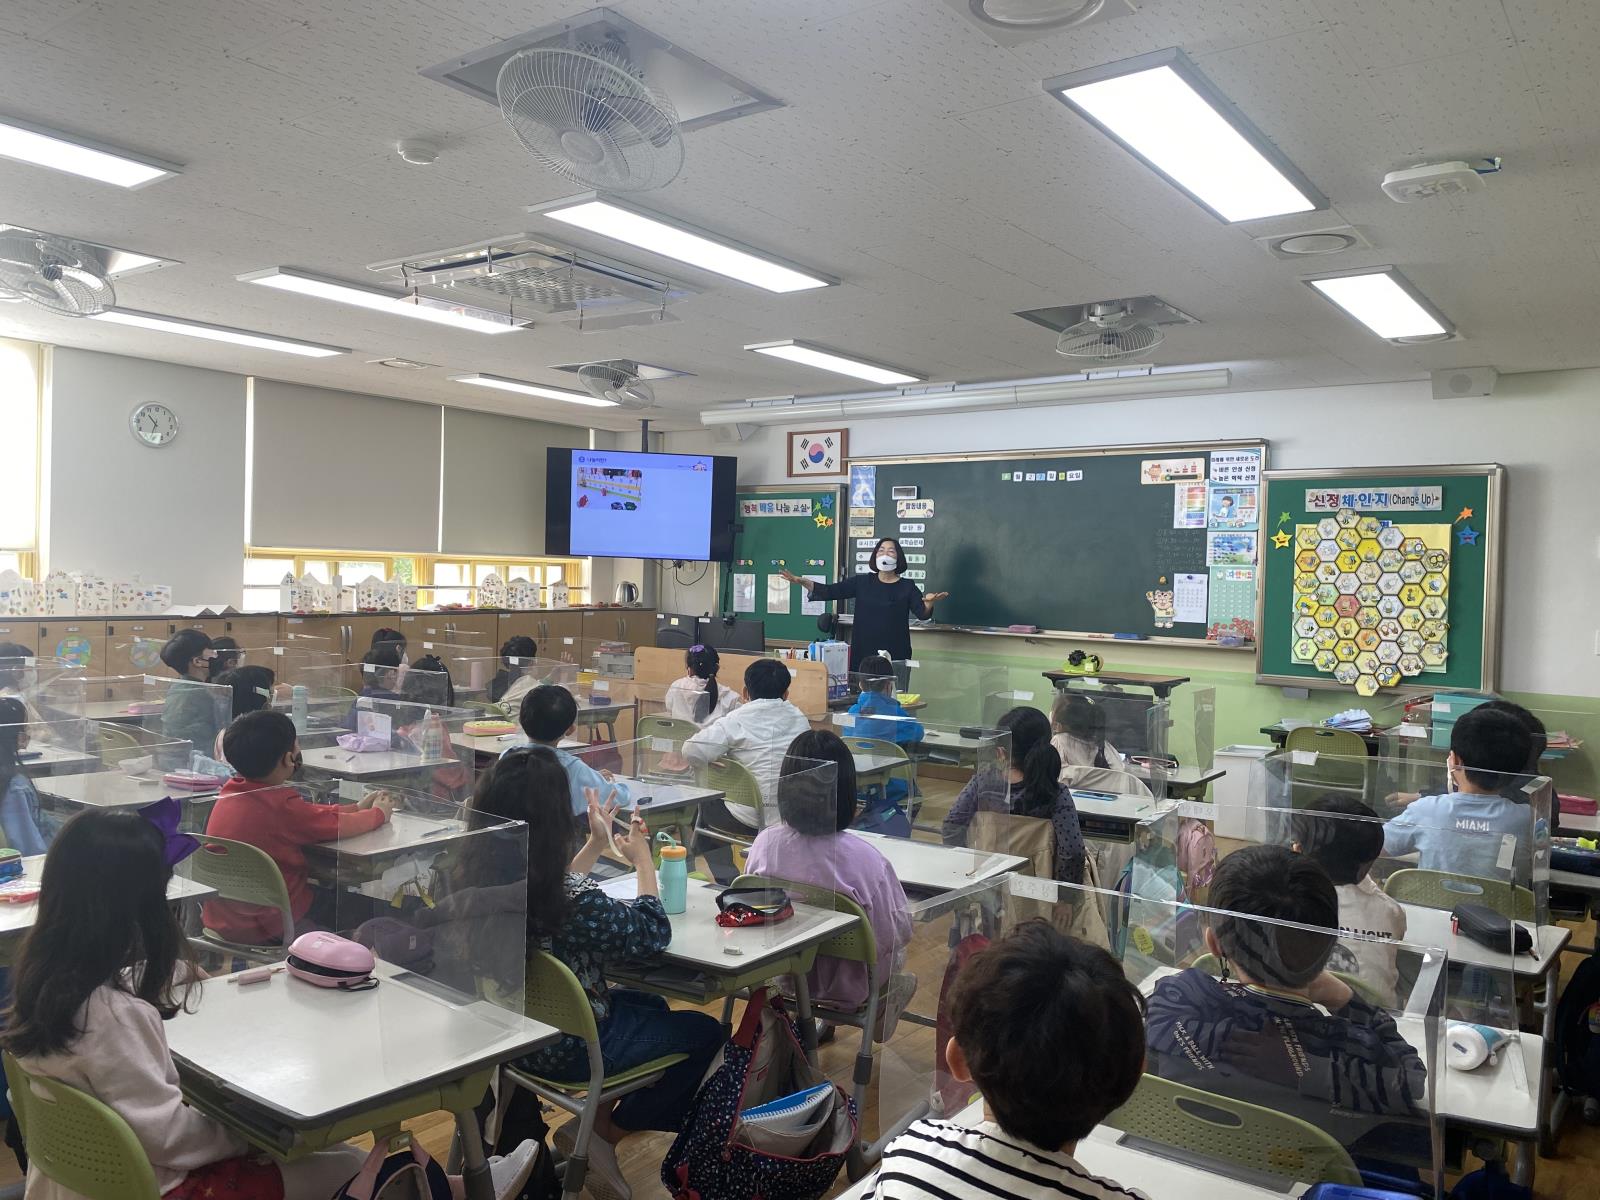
[1254,224,1372,260]
[395,139,441,165]
[1381,161,1487,203]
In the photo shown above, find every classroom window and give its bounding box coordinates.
[0,339,41,557]
[244,549,587,609]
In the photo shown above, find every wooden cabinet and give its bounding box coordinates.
[36,621,108,677]
[102,620,170,678]
[281,615,344,653]
[537,611,585,660]
[419,613,497,648]
[220,615,280,646]
[497,612,541,645]
[578,609,654,669]
[0,620,41,656]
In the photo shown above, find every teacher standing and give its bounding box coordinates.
[780,537,950,671]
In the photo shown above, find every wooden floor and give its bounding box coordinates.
[3,778,1597,1198]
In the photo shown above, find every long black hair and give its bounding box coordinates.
[0,642,33,693]
[779,729,859,835]
[469,747,578,940]
[685,643,721,717]
[1052,692,1110,768]
[218,665,276,719]
[404,654,455,708]
[492,636,538,702]
[998,705,1061,821]
[3,809,197,1057]
[207,636,241,681]
[0,695,27,804]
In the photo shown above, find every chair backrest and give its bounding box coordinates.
[189,835,295,939]
[701,757,763,818]
[1383,867,1534,921]
[638,715,701,746]
[842,737,915,788]
[733,872,877,971]
[3,1053,162,1200]
[523,950,600,1044]
[1283,727,1369,808]
[970,810,1055,880]
[94,723,146,765]
[1103,1073,1363,1187]
[459,699,508,718]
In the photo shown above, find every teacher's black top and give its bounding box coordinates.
[810,573,928,669]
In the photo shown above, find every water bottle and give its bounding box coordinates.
[1446,1022,1509,1070]
[291,685,309,734]
[657,838,688,915]
[418,710,447,761]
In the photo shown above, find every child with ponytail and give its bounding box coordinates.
[665,643,739,726]
[942,706,1084,883]
[1051,692,1128,790]
[491,636,540,710]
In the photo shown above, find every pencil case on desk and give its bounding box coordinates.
[0,848,21,881]
[1450,903,1532,954]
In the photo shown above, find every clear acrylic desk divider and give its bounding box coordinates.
[234,642,342,688]
[139,675,232,756]
[413,642,497,698]
[1048,685,1172,764]
[6,660,86,722]
[32,735,202,824]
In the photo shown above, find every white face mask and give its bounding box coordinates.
[875,554,898,572]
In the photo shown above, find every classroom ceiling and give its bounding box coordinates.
[0,0,1592,431]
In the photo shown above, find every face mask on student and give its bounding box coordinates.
[875,555,897,572]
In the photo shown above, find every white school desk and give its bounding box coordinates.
[1072,788,1167,844]
[846,829,1025,898]
[852,750,905,781]
[169,961,558,1200]
[17,743,99,777]
[306,809,464,862]
[0,856,214,958]
[299,745,458,780]
[36,768,221,809]
[78,698,160,723]
[1397,903,1570,980]
[1557,808,1599,835]
[1124,762,1227,799]
[452,733,590,756]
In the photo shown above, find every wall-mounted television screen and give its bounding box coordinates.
[544,448,737,561]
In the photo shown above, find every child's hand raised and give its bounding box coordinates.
[616,814,654,871]
[584,786,620,846]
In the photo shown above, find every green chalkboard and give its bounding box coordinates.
[850,443,1265,643]
[723,486,843,642]
[1256,466,1504,694]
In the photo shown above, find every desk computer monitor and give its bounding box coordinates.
[655,613,699,649]
[699,615,765,653]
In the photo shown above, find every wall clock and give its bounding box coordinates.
[129,402,179,447]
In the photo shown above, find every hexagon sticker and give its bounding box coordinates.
[1334,639,1359,662]
[1315,583,1339,606]
[1356,629,1381,653]
[1315,605,1339,627]
[1356,584,1382,606]
[1334,596,1360,620]
[1377,618,1402,641]
[1355,673,1380,697]
[1378,526,1405,550]
[1294,615,1318,639]
[1297,525,1320,548]
[1398,653,1424,677]
[1375,663,1402,688]
[1398,630,1424,655]
[1402,537,1426,559]
[1378,595,1404,619]
[1356,651,1380,675]
[1336,573,1360,595]
[1421,643,1447,666]
[1317,518,1340,540]
[1399,560,1426,583]
[1357,607,1381,629]
[1296,595,1317,617]
[1335,614,1359,639]
[1357,516,1382,538]
[1316,562,1340,583]
[1356,562,1382,586]
[1378,549,1405,572]
[1317,540,1340,562]
[1376,640,1402,665]
[1398,608,1424,632]
[1294,638,1317,662]
[1419,619,1447,643]
[1335,507,1359,528]
[1357,538,1382,563]
[1314,649,1339,672]
[1423,573,1447,595]
[1377,573,1403,595]
[1295,573,1318,593]
[1420,596,1447,620]
[1336,527,1361,551]
[1334,663,1360,686]
[1314,627,1339,650]
[1336,550,1362,573]
[1398,583,1426,608]
[1296,549,1321,572]
[1423,548,1448,572]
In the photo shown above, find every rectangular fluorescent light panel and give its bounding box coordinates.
[535,197,833,293]
[238,268,527,334]
[1046,49,1323,223]
[746,340,921,386]
[450,373,617,407]
[0,116,179,188]
[1307,270,1452,341]
[90,309,349,357]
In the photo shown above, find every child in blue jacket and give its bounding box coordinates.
[847,654,924,837]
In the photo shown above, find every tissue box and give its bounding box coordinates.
[1430,692,1490,749]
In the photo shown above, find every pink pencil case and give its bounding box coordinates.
[162,771,218,791]
[1560,794,1598,817]
[286,931,377,990]
[336,733,389,754]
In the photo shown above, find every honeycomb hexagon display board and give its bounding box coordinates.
[1289,507,1450,696]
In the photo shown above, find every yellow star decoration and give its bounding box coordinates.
[1271,529,1292,549]
[814,514,833,528]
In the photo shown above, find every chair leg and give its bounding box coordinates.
[795,976,819,1066]
[453,1108,494,1200]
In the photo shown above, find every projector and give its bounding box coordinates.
[1381,162,1485,203]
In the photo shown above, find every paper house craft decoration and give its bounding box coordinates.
[548,581,570,608]
[507,578,540,610]
[478,573,507,609]
[0,571,37,617]
[355,576,387,610]
[41,570,76,615]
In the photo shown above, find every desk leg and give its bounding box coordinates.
[455,1106,494,1200]
[795,975,819,1066]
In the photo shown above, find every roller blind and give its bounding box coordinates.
[250,380,440,551]
[440,408,592,555]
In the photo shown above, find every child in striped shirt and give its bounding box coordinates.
[871,923,1150,1200]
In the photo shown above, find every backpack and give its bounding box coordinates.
[933,932,989,1116]
[336,1139,451,1200]
[1554,953,1600,1100]
[1175,816,1218,894]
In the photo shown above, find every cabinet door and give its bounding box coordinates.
[37,622,109,676]
[498,613,540,644]
[616,610,655,650]
[222,615,281,647]
[281,616,344,658]
[540,611,585,659]
[0,621,41,656]
[103,620,169,678]
[422,613,497,647]
[171,618,227,641]
[343,615,395,661]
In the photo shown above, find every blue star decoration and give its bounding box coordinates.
[1457,526,1480,546]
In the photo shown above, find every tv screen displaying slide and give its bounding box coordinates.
[544,448,737,561]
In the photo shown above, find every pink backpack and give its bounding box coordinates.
[1175,816,1217,892]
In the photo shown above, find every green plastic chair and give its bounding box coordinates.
[696,757,763,854]
[1103,1073,1363,1187]
[4,1052,162,1199]
[187,835,295,964]
[637,714,699,747]
[500,952,689,1197]
[94,723,146,765]
[1384,868,1534,921]
[459,699,508,719]
[1284,727,1369,809]
[840,737,916,806]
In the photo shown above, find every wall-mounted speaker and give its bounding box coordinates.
[1430,367,1497,399]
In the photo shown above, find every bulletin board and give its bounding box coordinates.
[721,485,844,643]
[1255,465,1504,695]
[847,441,1267,644]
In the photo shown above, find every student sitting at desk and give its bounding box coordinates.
[205,636,242,682]
[1051,692,1128,790]
[846,653,924,838]
[342,643,405,731]
[664,643,740,726]
[0,696,52,856]
[370,625,408,662]
[211,664,276,759]
[491,635,539,710]
[682,658,812,830]
[746,730,914,1027]
[204,711,392,945]
[505,684,630,815]
[0,643,42,721]
[4,807,540,1200]
[871,923,1149,1200]
[398,654,470,801]
[942,707,1084,884]
[1292,797,1406,999]
[159,629,222,752]
[1145,845,1425,1126]
[1383,706,1535,877]
[472,748,725,1200]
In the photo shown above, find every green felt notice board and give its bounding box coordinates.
[722,486,843,642]
[1256,466,1504,694]
[850,442,1266,643]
